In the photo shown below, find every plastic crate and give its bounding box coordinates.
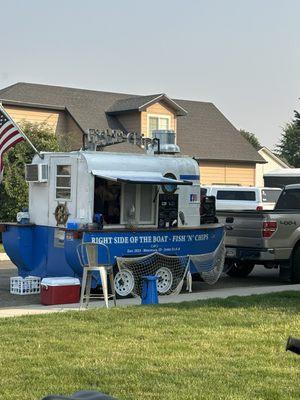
[10,276,41,295]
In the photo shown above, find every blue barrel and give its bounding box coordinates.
[141,275,159,305]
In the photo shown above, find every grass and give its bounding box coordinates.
[0,243,4,253]
[1,292,300,400]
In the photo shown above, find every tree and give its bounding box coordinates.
[0,122,59,222]
[239,129,261,150]
[277,110,300,167]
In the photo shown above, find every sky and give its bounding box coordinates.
[0,0,299,150]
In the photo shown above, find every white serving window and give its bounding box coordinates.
[122,184,156,225]
[122,184,137,224]
[56,165,71,200]
[148,115,171,137]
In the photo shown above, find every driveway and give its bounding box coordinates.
[0,260,288,309]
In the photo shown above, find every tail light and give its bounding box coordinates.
[262,221,277,238]
[256,205,263,211]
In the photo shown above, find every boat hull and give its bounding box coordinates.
[2,224,224,278]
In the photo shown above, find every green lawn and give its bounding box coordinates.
[0,243,4,253]
[1,292,300,400]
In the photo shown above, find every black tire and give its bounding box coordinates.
[291,245,300,283]
[225,260,255,278]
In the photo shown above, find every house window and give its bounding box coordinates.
[148,115,171,137]
[56,165,71,200]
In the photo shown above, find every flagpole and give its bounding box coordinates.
[0,103,44,159]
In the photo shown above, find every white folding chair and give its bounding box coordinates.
[77,242,116,309]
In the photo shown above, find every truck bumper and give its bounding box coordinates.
[226,246,292,262]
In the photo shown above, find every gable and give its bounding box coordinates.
[141,101,177,136]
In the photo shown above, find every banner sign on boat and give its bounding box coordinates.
[66,229,222,257]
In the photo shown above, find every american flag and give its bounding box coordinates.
[0,106,24,182]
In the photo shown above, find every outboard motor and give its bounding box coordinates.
[286,337,300,355]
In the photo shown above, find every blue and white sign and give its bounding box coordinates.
[64,227,224,276]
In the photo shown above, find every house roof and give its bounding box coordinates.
[258,146,291,168]
[106,93,188,116]
[0,82,264,163]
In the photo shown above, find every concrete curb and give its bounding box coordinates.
[0,284,299,318]
[0,253,10,262]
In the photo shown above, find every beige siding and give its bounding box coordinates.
[141,111,147,134]
[256,148,289,186]
[200,161,256,186]
[200,162,226,185]
[4,105,83,151]
[141,101,177,137]
[117,111,141,133]
[4,106,65,134]
[58,115,83,150]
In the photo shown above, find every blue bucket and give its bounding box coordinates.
[141,275,159,305]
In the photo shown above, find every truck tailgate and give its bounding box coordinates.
[217,211,268,248]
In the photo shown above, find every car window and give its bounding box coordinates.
[261,189,281,203]
[275,189,300,210]
[216,190,256,201]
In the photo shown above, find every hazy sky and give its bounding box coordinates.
[0,0,299,149]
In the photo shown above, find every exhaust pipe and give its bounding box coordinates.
[286,337,300,355]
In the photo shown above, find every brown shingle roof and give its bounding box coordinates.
[0,82,264,163]
[106,93,188,116]
[106,94,161,113]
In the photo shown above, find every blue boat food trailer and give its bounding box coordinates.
[1,131,224,293]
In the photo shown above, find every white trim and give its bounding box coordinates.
[147,114,172,137]
[55,164,72,201]
[258,147,290,168]
[139,95,164,110]
[139,94,188,115]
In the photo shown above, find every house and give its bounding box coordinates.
[0,82,264,185]
[256,146,290,186]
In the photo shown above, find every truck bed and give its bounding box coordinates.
[217,208,300,261]
[216,185,300,281]
[217,210,268,249]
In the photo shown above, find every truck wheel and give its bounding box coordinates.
[225,261,254,278]
[291,245,300,283]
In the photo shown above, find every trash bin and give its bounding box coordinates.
[141,275,159,305]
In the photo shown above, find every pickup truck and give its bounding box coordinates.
[217,184,300,283]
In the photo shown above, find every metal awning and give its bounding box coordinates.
[91,170,192,185]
